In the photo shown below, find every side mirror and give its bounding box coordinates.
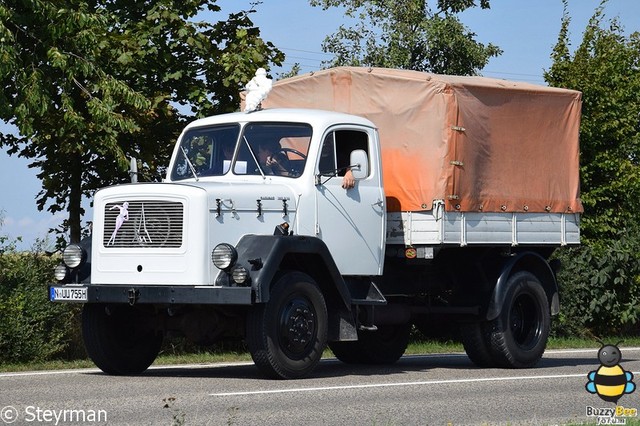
[349,149,369,180]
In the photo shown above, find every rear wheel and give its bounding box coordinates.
[327,340,361,364]
[246,272,328,379]
[82,304,162,375]
[329,323,411,365]
[460,322,494,367]
[461,272,551,368]
[487,271,550,368]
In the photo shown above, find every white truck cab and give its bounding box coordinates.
[90,109,385,287]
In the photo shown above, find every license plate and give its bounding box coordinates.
[50,286,88,302]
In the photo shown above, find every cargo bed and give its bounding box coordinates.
[386,203,580,247]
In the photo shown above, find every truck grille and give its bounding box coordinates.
[103,201,184,248]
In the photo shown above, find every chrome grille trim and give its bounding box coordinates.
[103,200,184,248]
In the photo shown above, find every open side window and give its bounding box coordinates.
[319,129,370,178]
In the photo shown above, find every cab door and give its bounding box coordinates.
[315,126,385,275]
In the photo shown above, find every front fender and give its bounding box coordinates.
[221,234,357,340]
[222,234,352,309]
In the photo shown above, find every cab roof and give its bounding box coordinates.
[183,108,377,132]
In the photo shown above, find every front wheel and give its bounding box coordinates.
[82,304,163,375]
[246,272,328,379]
[486,271,551,368]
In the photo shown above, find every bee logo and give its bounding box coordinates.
[586,342,635,403]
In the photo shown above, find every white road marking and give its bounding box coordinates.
[210,373,592,397]
[0,362,253,378]
[0,368,101,378]
[211,347,640,397]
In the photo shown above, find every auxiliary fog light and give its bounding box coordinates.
[54,264,69,281]
[212,243,237,271]
[63,244,85,268]
[231,265,250,285]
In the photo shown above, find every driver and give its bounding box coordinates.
[257,140,290,176]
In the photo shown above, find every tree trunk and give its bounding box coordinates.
[68,152,83,243]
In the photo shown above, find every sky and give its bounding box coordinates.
[1,0,639,250]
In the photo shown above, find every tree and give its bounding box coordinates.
[0,1,283,244]
[309,0,501,75]
[545,0,640,243]
[545,1,640,337]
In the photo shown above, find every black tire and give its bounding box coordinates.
[460,322,495,367]
[486,271,550,368]
[82,304,163,375]
[327,340,363,364]
[329,323,411,365]
[246,272,328,379]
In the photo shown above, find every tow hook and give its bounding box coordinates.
[127,288,139,306]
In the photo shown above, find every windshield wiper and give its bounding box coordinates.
[243,136,266,179]
[180,146,199,181]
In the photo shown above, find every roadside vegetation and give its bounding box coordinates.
[3,217,640,372]
[0,232,637,374]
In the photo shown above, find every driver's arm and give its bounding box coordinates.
[342,168,355,189]
[266,153,290,176]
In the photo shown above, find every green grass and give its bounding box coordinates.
[0,358,96,372]
[565,420,640,426]
[548,336,640,349]
[405,339,464,354]
[0,351,254,373]
[154,350,253,366]
[3,336,640,373]
[404,335,640,356]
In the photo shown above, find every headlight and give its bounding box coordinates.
[63,244,85,268]
[231,265,250,285]
[212,243,237,270]
[54,264,69,281]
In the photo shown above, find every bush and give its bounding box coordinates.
[553,227,640,338]
[0,237,84,364]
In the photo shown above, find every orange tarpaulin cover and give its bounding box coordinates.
[254,67,583,213]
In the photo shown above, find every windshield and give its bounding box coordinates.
[171,124,240,181]
[171,122,312,181]
[235,123,311,178]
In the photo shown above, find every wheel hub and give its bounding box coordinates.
[279,298,316,358]
[510,293,541,349]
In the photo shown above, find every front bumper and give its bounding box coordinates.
[49,284,253,305]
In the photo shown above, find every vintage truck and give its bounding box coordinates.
[50,67,582,379]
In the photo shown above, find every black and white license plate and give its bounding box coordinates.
[50,286,88,302]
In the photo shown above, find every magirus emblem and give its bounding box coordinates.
[133,203,156,245]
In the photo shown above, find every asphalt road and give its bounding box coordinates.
[1,347,639,425]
